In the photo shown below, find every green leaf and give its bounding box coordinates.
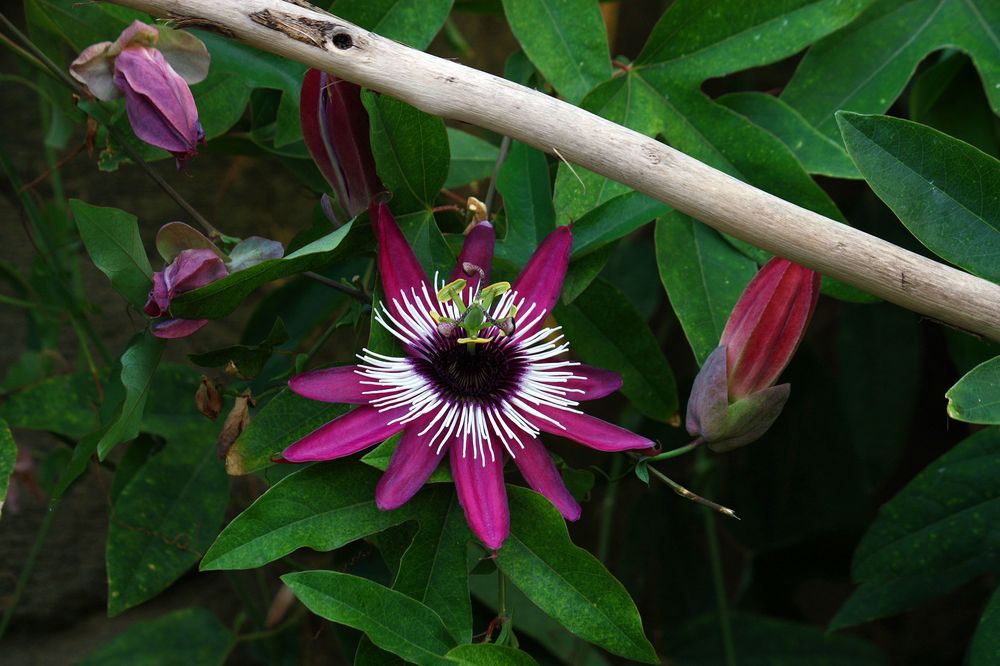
[496,486,657,664]
[201,462,414,571]
[188,318,289,380]
[837,112,1000,283]
[655,212,757,365]
[107,433,228,616]
[446,644,539,666]
[98,331,166,460]
[0,369,106,439]
[70,200,152,308]
[0,419,15,517]
[972,584,1000,665]
[501,0,611,105]
[330,0,454,50]
[571,192,669,259]
[555,278,678,420]
[947,356,1000,424]
[78,608,234,666]
[832,427,1000,628]
[364,92,450,213]
[495,141,555,265]
[283,570,456,665]
[446,128,499,189]
[667,612,885,665]
[392,490,473,643]
[170,223,353,319]
[398,210,454,277]
[717,92,859,179]
[782,0,1000,140]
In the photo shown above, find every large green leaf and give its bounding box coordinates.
[446,645,539,666]
[654,212,757,365]
[832,428,1000,628]
[226,388,349,476]
[500,0,610,105]
[717,92,859,179]
[972,584,1000,665]
[446,128,499,189]
[837,112,1000,282]
[555,278,678,421]
[947,356,1000,424]
[283,570,456,665]
[0,419,14,517]
[330,0,454,50]
[78,608,234,666]
[70,200,152,309]
[496,487,657,664]
[201,462,414,571]
[0,369,105,439]
[98,331,165,460]
[495,141,555,265]
[570,192,669,259]
[667,612,885,665]
[782,0,1000,140]
[364,93,450,213]
[170,223,353,319]
[398,210,454,277]
[107,433,228,616]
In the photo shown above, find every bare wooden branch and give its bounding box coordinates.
[111,0,1000,341]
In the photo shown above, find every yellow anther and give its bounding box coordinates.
[467,196,488,223]
[480,281,511,298]
[457,336,493,345]
[429,310,445,323]
[436,279,467,303]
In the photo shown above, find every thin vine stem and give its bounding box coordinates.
[0,497,62,640]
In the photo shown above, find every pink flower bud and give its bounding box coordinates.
[300,70,382,220]
[685,258,819,451]
[721,258,820,401]
[144,248,228,338]
[70,21,210,167]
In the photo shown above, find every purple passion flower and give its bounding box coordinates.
[283,202,654,549]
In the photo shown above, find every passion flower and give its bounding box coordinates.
[283,202,654,549]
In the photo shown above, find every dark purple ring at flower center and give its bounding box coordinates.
[414,338,526,403]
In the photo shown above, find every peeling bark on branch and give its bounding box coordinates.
[112,0,1000,341]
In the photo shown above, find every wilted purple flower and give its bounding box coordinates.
[686,258,820,452]
[70,20,210,166]
[282,202,653,549]
[145,248,228,338]
[300,69,383,221]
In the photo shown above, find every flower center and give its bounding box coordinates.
[415,340,525,403]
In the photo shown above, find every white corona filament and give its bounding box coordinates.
[356,278,585,466]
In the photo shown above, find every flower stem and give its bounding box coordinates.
[633,454,739,520]
[704,506,736,666]
[302,272,371,304]
[484,136,512,218]
[0,496,62,640]
[597,454,624,562]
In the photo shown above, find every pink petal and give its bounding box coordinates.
[165,248,228,296]
[450,221,495,303]
[451,446,509,550]
[155,27,211,85]
[529,405,655,452]
[69,41,118,101]
[151,318,208,338]
[113,20,159,51]
[114,46,203,161]
[564,365,622,401]
[144,271,169,316]
[371,201,432,322]
[283,405,407,462]
[512,436,580,521]
[511,225,572,336]
[288,365,370,404]
[375,419,446,510]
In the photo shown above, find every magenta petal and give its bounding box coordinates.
[564,365,622,401]
[530,405,655,452]
[450,221,496,302]
[511,225,572,335]
[375,420,446,510]
[371,201,432,319]
[288,366,370,405]
[144,271,169,316]
[512,436,581,521]
[151,318,208,338]
[450,446,509,550]
[165,248,228,295]
[283,405,407,462]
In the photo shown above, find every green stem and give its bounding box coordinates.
[631,454,738,520]
[703,506,736,666]
[0,496,63,639]
[597,454,624,562]
[0,293,60,311]
[303,272,371,304]
[235,612,304,644]
[484,136,512,218]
